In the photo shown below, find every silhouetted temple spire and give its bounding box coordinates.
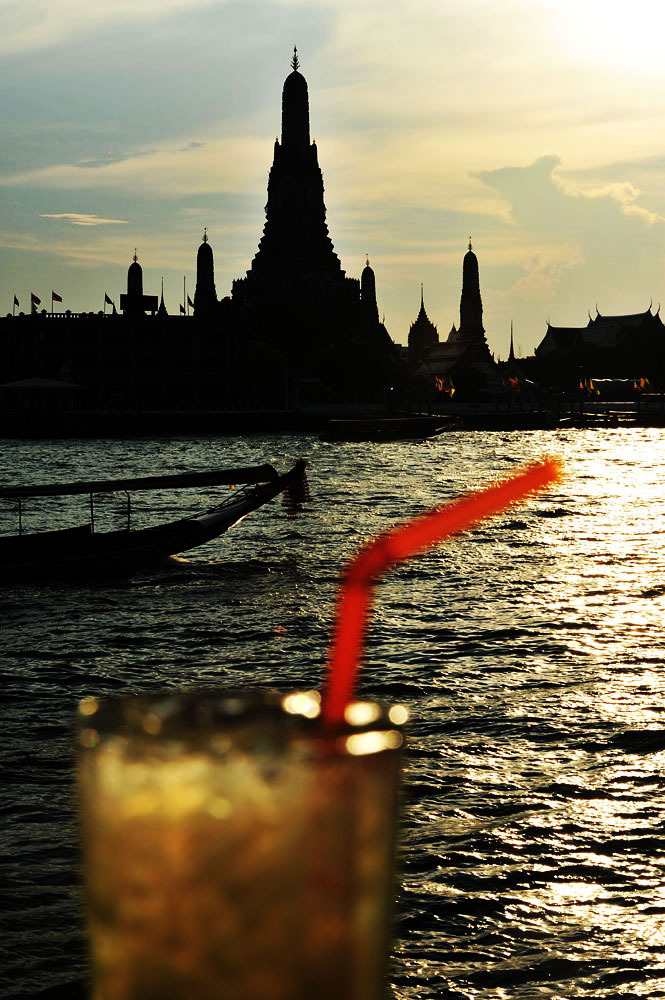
[361,256,379,323]
[281,46,310,152]
[459,239,485,340]
[246,51,342,279]
[508,321,515,362]
[230,50,397,393]
[158,275,168,317]
[194,227,218,317]
[408,284,439,366]
[120,250,158,316]
[128,250,143,298]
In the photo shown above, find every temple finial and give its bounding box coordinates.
[291,46,299,71]
[203,226,208,243]
[468,236,472,251]
[420,282,424,308]
[133,248,138,263]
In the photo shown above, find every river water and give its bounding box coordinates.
[3,429,665,999]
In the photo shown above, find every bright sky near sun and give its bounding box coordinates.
[2,0,665,354]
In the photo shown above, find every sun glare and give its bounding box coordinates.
[551,0,665,74]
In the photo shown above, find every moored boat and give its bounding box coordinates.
[0,460,309,581]
[320,415,454,442]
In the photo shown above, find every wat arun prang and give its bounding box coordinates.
[200,49,399,400]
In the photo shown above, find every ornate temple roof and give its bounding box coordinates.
[408,286,439,364]
[588,305,658,327]
[536,305,665,356]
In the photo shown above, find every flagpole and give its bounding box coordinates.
[51,292,53,316]
[12,293,16,317]
[103,294,106,315]
[184,275,187,316]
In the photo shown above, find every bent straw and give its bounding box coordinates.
[321,457,562,726]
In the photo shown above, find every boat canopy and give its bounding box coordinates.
[0,464,280,499]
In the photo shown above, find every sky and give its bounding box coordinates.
[2,0,665,355]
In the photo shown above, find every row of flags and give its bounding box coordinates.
[12,291,196,315]
[579,376,653,394]
[12,291,63,314]
[434,375,455,397]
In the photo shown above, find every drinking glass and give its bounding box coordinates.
[77,688,407,1000]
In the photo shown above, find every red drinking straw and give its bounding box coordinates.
[321,457,562,726]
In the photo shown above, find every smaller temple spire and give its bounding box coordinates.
[361,255,379,323]
[158,275,168,317]
[194,228,218,317]
[408,283,439,366]
[508,321,515,362]
[459,239,485,340]
[291,46,299,71]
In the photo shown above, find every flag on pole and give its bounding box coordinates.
[104,293,113,306]
[187,295,194,309]
[31,292,41,312]
[112,303,117,315]
[13,294,19,308]
[52,291,62,303]
[180,303,185,315]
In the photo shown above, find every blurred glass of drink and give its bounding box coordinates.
[77,689,407,1000]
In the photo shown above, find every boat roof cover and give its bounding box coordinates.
[0,464,280,498]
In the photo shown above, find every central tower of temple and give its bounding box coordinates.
[247,48,343,279]
[230,49,398,394]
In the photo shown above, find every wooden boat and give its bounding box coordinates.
[320,415,454,442]
[0,460,308,580]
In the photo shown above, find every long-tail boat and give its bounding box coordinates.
[0,459,309,581]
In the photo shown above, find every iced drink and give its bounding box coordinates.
[77,689,406,1000]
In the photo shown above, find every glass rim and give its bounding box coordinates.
[77,687,409,757]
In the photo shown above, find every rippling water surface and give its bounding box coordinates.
[3,429,665,999]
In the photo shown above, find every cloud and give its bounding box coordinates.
[0,134,268,198]
[77,151,155,169]
[0,0,211,56]
[41,213,129,226]
[490,248,583,306]
[474,155,665,333]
